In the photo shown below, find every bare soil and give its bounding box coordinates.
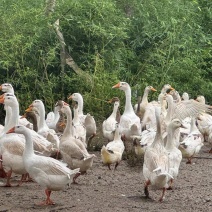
[0,133,212,212]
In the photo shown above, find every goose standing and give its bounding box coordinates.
[26,100,60,152]
[179,118,204,164]
[7,125,80,205]
[112,82,141,145]
[165,119,183,189]
[59,102,96,184]
[45,101,61,131]
[0,94,55,184]
[101,124,125,170]
[134,86,157,120]
[102,97,120,142]
[0,94,27,186]
[0,83,32,128]
[72,104,87,147]
[68,93,96,148]
[143,108,171,202]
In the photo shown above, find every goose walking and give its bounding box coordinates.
[7,125,80,205]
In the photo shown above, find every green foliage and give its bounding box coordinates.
[0,0,211,124]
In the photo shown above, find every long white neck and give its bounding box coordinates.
[1,100,19,135]
[22,129,34,159]
[123,86,134,114]
[73,107,80,124]
[77,95,84,116]
[165,124,176,150]
[37,104,49,132]
[53,106,60,124]
[141,88,150,105]
[109,103,119,119]
[62,107,74,139]
[165,95,174,123]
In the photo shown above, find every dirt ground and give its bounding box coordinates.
[0,133,212,212]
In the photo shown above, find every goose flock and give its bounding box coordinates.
[0,81,212,205]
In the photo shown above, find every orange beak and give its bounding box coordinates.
[68,95,73,100]
[25,105,33,112]
[0,85,2,90]
[151,87,157,92]
[112,82,120,89]
[0,97,5,104]
[6,127,15,134]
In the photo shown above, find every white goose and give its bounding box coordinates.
[165,119,183,189]
[0,93,27,186]
[0,94,56,183]
[195,95,212,142]
[45,101,61,131]
[1,94,55,155]
[68,93,96,148]
[59,102,96,184]
[158,84,174,103]
[143,108,171,202]
[72,104,87,147]
[26,100,60,152]
[179,118,204,164]
[7,125,80,205]
[112,82,141,143]
[101,124,125,170]
[0,83,32,129]
[102,97,120,142]
[162,93,212,147]
[134,86,157,120]
[181,92,189,101]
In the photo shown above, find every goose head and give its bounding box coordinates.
[7,125,26,134]
[68,93,82,102]
[195,95,205,104]
[182,92,189,101]
[59,102,70,114]
[0,93,18,106]
[146,86,157,92]
[0,83,14,94]
[112,82,129,91]
[168,118,185,130]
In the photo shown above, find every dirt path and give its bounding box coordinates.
[0,142,212,212]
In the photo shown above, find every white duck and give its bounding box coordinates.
[1,94,55,155]
[101,124,125,170]
[143,108,171,202]
[0,83,32,129]
[133,128,156,156]
[26,100,60,152]
[181,92,189,101]
[102,97,120,142]
[158,84,174,103]
[165,119,183,189]
[162,93,212,147]
[112,82,141,144]
[68,93,96,147]
[59,102,96,184]
[0,94,27,186]
[0,94,55,182]
[7,125,80,205]
[134,86,157,120]
[45,101,61,131]
[179,118,204,164]
[72,104,87,147]
[195,95,212,142]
